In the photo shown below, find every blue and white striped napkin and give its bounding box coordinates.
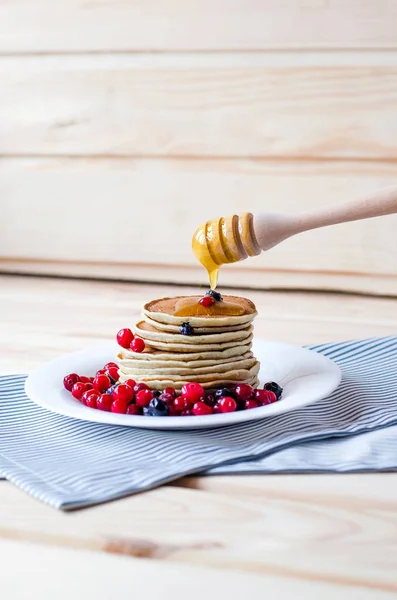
[0,336,396,510]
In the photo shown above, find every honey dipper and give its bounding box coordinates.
[192,186,397,289]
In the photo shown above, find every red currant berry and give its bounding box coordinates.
[106,367,119,382]
[93,374,111,394]
[181,409,193,416]
[255,389,277,405]
[168,406,179,416]
[104,362,118,370]
[85,392,99,409]
[125,379,136,389]
[112,384,134,403]
[245,399,258,410]
[63,373,80,391]
[96,369,106,376]
[133,383,149,396]
[199,296,215,307]
[127,404,142,415]
[218,396,237,413]
[181,382,205,404]
[173,396,189,412]
[164,387,176,399]
[79,376,91,384]
[117,328,134,349]
[192,401,213,416]
[213,404,222,414]
[97,394,113,412]
[85,383,93,390]
[111,398,128,414]
[71,382,86,400]
[130,337,145,353]
[81,390,97,405]
[136,389,154,407]
[234,384,254,401]
[160,392,174,405]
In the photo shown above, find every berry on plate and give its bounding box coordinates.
[143,398,169,417]
[104,362,118,370]
[97,394,113,412]
[93,374,111,394]
[234,384,254,401]
[192,401,213,416]
[255,389,277,405]
[112,383,134,404]
[136,388,154,407]
[106,367,119,383]
[116,328,134,349]
[125,379,136,389]
[85,392,99,409]
[63,373,80,391]
[112,383,134,403]
[173,396,190,412]
[263,381,283,401]
[127,404,142,415]
[71,381,87,400]
[244,399,258,410]
[111,398,128,414]
[217,396,237,413]
[181,382,205,404]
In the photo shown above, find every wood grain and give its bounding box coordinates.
[1,0,397,53]
[1,475,397,595]
[1,276,396,593]
[2,57,397,159]
[2,540,394,600]
[1,158,397,295]
[1,275,396,374]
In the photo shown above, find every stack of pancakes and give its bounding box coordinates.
[117,295,260,392]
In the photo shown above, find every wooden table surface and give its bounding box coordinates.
[1,274,397,599]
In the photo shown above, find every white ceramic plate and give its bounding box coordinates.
[25,339,341,430]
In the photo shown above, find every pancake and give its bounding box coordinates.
[143,295,257,327]
[117,344,252,362]
[118,357,257,377]
[134,320,253,345]
[117,350,253,370]
[143,314,251,335]
[142,333,253,353]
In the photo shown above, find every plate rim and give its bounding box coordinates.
[25,339,342,430]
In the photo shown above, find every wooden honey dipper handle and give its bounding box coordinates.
[252,186,397,252]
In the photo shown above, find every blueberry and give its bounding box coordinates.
[264,381,283,400]
[152,390,161,398]
[105,383,119,395]
[214,387,235,400]
[206,290,223,302]
[144,398,169,417]
[180,322,194,336]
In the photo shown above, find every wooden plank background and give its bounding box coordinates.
[1,0,397,52]
[1,1,397,295]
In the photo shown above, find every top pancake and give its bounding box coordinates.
[143,295,257,327]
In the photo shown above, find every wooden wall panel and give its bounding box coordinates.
[2,57,397,159]
[1,158,396,295]
[1,0,397,52]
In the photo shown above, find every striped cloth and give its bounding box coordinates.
[0,336,396,510]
